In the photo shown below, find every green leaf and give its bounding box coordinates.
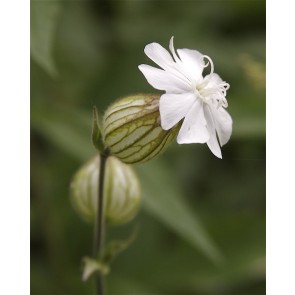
[30,0,61,77]
[137,161,223,264]
[233,113,265,139]
[31,103,93,162]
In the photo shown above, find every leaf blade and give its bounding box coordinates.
[30,0,61,76]
[137,161,223,264]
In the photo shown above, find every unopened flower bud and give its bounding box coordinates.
[102,94,179,164]
[70,155,141,225]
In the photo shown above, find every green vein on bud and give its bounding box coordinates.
[102,94,179,164]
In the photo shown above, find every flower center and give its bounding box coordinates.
[196,56,230,108]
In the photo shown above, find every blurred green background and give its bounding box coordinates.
[31,0,265,294]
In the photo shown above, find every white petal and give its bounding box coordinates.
[207,134,222,159]
[144,42,174,70]
[166,37,195,86]
[138,64,191,93]
[203,105,222,159]
[159,93,196,130]
[211,106,232,146]
[177,48,205,82]
[177,99,210,144]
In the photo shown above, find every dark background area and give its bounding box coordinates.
[31,0,266,294]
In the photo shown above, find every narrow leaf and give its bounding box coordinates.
[137,161,223,264]
[30,0,61,77]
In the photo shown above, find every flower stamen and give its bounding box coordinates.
[203,55,214,74]
[198,79,230,108]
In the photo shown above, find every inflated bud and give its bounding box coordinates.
[70,155,141,225]
[102,94,179,164]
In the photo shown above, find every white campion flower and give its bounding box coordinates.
[138,37,232,158]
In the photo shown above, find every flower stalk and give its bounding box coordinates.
[93,151,108,295]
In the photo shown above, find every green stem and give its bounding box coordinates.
[93,152,108,295]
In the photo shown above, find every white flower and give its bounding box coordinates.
[138,37,232,158]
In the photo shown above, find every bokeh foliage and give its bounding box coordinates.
[31,0,265,294]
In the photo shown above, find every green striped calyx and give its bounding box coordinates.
[102,94,179,164]
[70,155,141,225]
